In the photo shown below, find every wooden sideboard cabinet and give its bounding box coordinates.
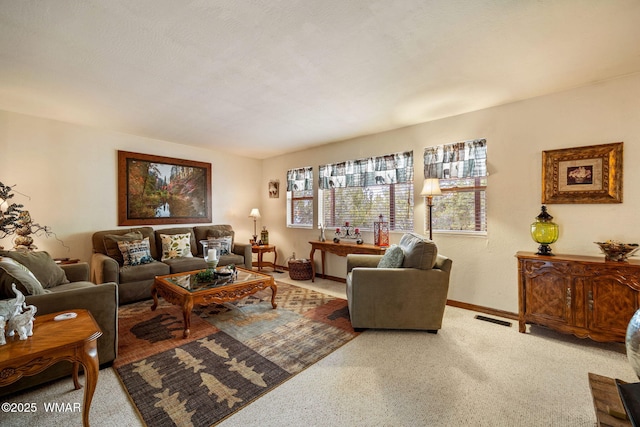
[517,251,640,343]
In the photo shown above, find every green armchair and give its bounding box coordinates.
[346,233,452,332]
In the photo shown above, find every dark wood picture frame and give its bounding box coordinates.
[118,151,212,225]
[541,142,623,204]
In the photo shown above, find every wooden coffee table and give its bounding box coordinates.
[151,267,277,338]
[0,309,102,427]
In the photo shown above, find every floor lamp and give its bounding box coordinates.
[421,179,441,240]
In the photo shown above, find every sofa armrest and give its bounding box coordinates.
[91,253,120,284]
[233,242,253,269]
[347,254,383,272]
[26,282,119,364]
[61,262,90,282]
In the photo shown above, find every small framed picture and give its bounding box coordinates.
[541,142,623,204]
[269,180,279,198]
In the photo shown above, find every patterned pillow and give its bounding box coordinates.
[0,256,46,296]
[207,236,232,256]
[377,245,404,268]
[160,233,194,261]
[118,237,154,266]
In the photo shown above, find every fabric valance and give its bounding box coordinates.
[424,139,487,179]
[319,151,413,190]
[286,166,313,192]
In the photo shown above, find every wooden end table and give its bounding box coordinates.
[308,240,387,282]
[252,244,277,271]
[0,309,102,427]
[152,267,277,338]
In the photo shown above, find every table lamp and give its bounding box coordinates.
[249,208,261,244]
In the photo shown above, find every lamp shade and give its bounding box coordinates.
[249,208,261,218]
[420,179,442,196]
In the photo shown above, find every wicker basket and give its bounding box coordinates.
[288,258,313,281]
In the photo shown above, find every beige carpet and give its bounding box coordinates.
[3,274,636,426]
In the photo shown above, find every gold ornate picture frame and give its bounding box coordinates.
[542,142,623,204]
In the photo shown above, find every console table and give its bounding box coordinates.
[516,251,640,343]
[309,240,386,282]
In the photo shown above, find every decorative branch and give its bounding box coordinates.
[0,181,69,251]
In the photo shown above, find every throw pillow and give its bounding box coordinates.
[377,245,405,268]
[207,236,232,256]
[104,231,144,265]
[0,250,69,288]
[399,233,438,270]
[118,237,154,266]
[0,256,46,297]
[160,233,194,261]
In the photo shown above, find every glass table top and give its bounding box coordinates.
[162,268,266,293]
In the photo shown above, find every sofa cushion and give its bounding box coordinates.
[119,260,170,283]
[160,233,194,261]
[218,253,244,267]
[377,245,404,268]
[92,227,157,259]
[104,231,143,265]
[398,233,438,270]
[207,236,232,256]
[193,225,235,256]
[118,237,154,266]
[163,256,207,274]
[0,250,69,288]
[155,227,198,257]
[0,256,46,297]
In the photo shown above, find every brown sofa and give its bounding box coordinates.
[91,224,252,304]
[0,251,118,396]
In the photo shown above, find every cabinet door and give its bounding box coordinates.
[589,274,639,337]
[524,261,573,326]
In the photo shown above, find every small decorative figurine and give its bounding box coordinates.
[0,284,37,345]
[0,316,6,346]
[8,304,37,340]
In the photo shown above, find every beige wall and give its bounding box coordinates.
[2,72,639,314]
[0,111,262,260]
[261,72,640,313]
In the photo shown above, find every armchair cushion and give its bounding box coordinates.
[0,257,45,297]
[0,250,69,288]
[377,244,404,268]
[399,232,437,270]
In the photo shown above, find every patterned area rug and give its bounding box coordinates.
[114,282,358,426]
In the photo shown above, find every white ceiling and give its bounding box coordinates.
[2,1,640,159]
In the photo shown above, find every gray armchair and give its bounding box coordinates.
[346,232,452,332]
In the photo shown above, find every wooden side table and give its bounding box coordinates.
[0,309,102,427]
[309,240,386,282]
[252,245,277,271]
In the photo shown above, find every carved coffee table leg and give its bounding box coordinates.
[270,283,278,309]
[182,298,194,338]
[150,284,159,311]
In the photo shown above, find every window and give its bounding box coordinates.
[423,139,487,234]
[286,166,313,228]
[318,151,414,231]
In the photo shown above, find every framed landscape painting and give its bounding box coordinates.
[118,151,212,225]
[541,142,623,204]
